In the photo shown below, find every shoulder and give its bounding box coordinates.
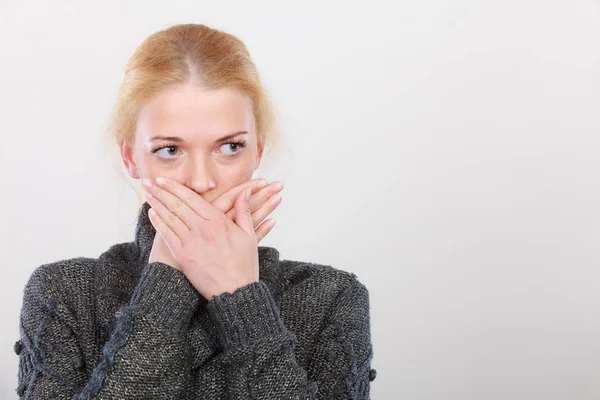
[19,257,99,340]
[275,258,372,361]
[23,238,141,301]
[22,257,98,302]
[278,257,370,304]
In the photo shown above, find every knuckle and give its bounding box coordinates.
[184,193,196,205]
[217,216,229,230]
[227,197,235,207]
[167,211,178,223]
[170,200,181,214]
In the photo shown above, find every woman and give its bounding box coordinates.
[15,23,375,399]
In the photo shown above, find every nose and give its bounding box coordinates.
[184,158,216,195]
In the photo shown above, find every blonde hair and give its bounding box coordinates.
[103,23,287,212]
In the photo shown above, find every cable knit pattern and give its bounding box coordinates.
[15,201,376,399]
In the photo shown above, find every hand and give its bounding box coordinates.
[142,176,276,299]
[211,178,284,243]
[147,178,283,271]
[148,226,182,270]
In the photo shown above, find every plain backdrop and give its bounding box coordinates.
[1,0,599,399]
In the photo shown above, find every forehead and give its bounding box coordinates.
[136,84,255,141]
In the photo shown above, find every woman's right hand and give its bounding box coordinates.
[147,178,283,270]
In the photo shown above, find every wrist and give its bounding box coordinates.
[206,281,287,350]
[129,262,201,333]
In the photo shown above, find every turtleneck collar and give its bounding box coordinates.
[133,201,284,297]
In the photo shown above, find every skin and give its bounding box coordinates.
[120,83,283,299]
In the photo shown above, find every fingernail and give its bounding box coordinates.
[155,177,167,186]
[271,194,282,204]
[256,179,268,188]
[142,178,152,188]
[272,182,283,192]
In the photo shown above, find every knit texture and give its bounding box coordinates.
[15,201,375,399]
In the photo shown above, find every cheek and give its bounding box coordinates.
[213,163,255,189]
[220,166,253,184]
[136,155,175,181]
[136,159,158,178]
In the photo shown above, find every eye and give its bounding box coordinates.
[150,139,248,162]
[150,145,180,161]
[220,139,247,157]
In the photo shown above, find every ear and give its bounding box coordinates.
[120,139,140,179]
[254,139,264,170]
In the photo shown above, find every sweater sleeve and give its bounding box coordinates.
[15,260,201,399]
[205,276,375,399]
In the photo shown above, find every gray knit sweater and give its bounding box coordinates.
[15,201,375,399]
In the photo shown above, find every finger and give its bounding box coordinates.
[234,187,255,237]
[144,181,196,230]
[249,192,282,229]
[213,178,266,214]
[152,177,221,221]
[256,218,276,244]
[225,181,283,221]
[147,206,183,253]
[145,191,190,240]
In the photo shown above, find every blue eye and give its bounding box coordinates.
[150,139,248,163]
[220,140,247,157]
[150,145,179,162]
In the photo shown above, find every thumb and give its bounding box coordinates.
[235,187,255,237]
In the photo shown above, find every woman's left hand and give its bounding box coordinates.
[142,176,260,300]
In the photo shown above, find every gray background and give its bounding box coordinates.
[1,0,599,399]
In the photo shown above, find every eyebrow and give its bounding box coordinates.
[149,131,248,144]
